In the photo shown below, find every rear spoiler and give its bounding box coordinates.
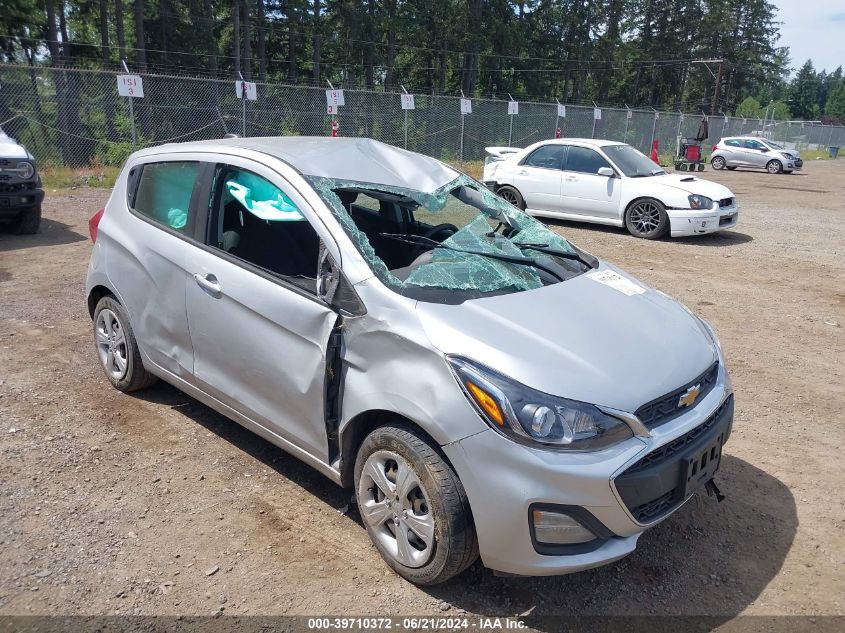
[484,146,521,158]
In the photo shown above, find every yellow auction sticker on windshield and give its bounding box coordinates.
[586,269,646,296]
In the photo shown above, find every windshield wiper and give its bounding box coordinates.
[379,233,564,282]
[512,242,598,269]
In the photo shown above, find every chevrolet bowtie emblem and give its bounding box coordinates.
[678,384,701,408]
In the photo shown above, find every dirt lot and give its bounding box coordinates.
[0,159,843,620]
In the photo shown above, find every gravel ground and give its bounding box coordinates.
[0,159,843,618]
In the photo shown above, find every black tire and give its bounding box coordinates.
[711,156,726,170]
[10,205,41,235]
[496,185,525,210]
[726,166,738,170]
[625,198,670,239]
[766,159,783,174]
[354,423,478,585]
[93,296,158,392]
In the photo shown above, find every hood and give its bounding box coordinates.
[416,264,716,413]
[653,174,734,200]
[0,135,30,160]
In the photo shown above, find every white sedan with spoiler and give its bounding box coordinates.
[483,139,738,239]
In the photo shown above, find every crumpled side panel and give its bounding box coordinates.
[306,174,575,293]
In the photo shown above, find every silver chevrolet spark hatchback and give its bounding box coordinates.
[86,137,734,585]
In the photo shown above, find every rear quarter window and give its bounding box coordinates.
[132,161,200,232]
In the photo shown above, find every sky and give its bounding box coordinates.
[771,0,845,74]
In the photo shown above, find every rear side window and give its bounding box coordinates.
[564,146,612,174]
[522,145,566,170]
[132,161,200,232]
[744,139,765,150]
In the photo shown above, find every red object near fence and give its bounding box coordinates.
[650,139,659,163]
[685,144,701,161]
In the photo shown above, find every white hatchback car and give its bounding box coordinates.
[483,139,739,239]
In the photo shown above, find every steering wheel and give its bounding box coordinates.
[410,223,459,259]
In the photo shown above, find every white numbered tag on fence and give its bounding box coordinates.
[593,108,602,121]
[236,81,257,101]
[327,104,339,115]
[460,98,472,114]
[326,89,345,106]
[724,116,729,124]
[117,75,144,98]
[679,113,685,122]
[401,93,415,110]
[742,118,747,124]
[557,104,566,117]
[626,109,633,119]
[508,101,519,115]
[654,111,660,120]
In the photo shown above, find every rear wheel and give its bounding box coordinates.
[354,423,478,585]
[625,198,669,239]
[9,205,41,235]
[496,185,525,210]
[711,156,726,170]
[93,296,157,392]
[766,159,783,174]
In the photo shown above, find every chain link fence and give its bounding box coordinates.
[2,62,844,168]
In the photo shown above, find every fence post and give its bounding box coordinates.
[401,85,409,149]
[121,60,137,150]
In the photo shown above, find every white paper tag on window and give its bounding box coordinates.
[586,270,645,296]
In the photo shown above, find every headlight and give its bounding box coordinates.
[688,194,713,210]
[448,356,633,450]
[16,161,35,179]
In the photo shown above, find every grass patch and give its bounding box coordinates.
[799,149,833,161]
[41,164,121,192]
[445,160,485,181]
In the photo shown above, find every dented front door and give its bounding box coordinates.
[185,248,337,462]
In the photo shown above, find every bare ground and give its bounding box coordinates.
[0,160,843,618]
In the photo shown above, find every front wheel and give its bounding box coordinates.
[496,185,525,210]
[625,198,669,239]
[10,205,41,235]
[766,159,783,174]
[711,156,726,170]
[354,423,478,585]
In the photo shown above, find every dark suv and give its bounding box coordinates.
[0,131,43,234]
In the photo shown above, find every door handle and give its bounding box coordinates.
[193,272,222,295]
[565,176,577,181]
[517,170,529,175]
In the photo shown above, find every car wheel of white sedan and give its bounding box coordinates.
[496,185,525,210]
[711,156,726,170]
[625,198,669,240]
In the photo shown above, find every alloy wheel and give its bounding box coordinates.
[498,189,519,205]
[629,201,662,236]
[95,308,129,381]
[711,157,726,170]
[358,450,435,568]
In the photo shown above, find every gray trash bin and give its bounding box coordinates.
[830,146,840,158]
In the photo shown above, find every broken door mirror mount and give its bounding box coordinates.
[317,243,366,317]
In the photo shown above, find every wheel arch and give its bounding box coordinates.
[87,284,117,318]
[338,409,453,489]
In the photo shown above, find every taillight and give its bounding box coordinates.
[89,208,105,243]
[712,146,718,152]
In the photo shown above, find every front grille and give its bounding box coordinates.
[635,362,718,429]
[625,396,732,475]
[616,395,733,523]
[719,197,734,208]
[0,181,34,194]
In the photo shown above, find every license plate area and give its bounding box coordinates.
[680,431,725,497]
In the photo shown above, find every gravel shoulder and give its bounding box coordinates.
[0,160,843,617]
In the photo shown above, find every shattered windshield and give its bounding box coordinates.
[307,174,591,301]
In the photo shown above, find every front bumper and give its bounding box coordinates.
[443,367,733,576]
[0,185,44,219]
[669,203,738,237]
[784,158,802,170]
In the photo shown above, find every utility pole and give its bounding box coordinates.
[711,62,723,115]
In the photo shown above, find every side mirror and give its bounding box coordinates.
[597,167,615,177]
[316,243,366,317]
[760,147,769,153]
